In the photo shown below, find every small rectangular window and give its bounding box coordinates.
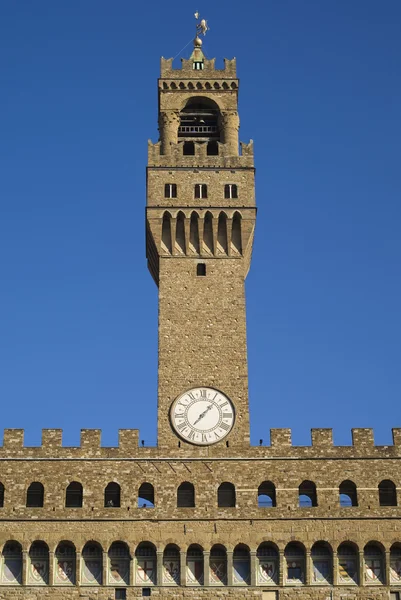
[224,184,238,199]
[142,589,151,597]
[195,184,207,199]
[115,589,126,600]
[197,263,206,276]
[164,183,177,199]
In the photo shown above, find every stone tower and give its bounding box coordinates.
[146,35,256,451]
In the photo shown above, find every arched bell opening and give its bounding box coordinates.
[179,97,220,142]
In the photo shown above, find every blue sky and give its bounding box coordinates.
[1,1,400,447]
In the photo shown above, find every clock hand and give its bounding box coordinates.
[193,404,214,426]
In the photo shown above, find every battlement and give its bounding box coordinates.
[161,57,237,78]
[0,427,400,459]
[147,140,254,167]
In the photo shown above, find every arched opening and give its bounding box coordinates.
[138,482,155,508]
[104,482,120,508]
[65,481,83,508]
[177,482,195,508]
[378,479,397,506]
[1,541,22,585]
[390,544,401,584]
[338,542,358,584]
[55,541,76,585]
[207,141,219,155]
[28,541,49,585]
[81,542,102,585]
[231,212,242,254]
[179,97,220,141]
[210,544,227,585]
[364,543,384,584]
[108,541,130,586]
[175,211,186,254]
[339,480,358,507]
[233,544,250,585]
[258,481,276,507]
[257,543,279,585]
[26,482,44,507]
[311,542,332,584]
[203,212,214,255]
[186,544,203,585]
[0,482,4,507]
[217,213,228,255]
[189,212,200,254]
[217,482,236,507]
[285,542,305,584]
[161,212,172,254]
[183,141,195,155]
[163,544,180,585]
[135,542,157,586]
[299,480,317,507]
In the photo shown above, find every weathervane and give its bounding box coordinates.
[194,12,209,37]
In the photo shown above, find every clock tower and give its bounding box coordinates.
[146,29,256,450]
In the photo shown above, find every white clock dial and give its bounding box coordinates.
[170,387,235,445]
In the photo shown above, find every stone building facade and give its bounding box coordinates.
[0,33,400,600]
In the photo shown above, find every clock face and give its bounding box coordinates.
[170,387,235,445]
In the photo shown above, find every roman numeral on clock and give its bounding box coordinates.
[220,422,231,431]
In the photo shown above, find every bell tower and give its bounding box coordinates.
[146,24,256,450]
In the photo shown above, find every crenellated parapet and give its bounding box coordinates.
[148,139,254,168]
[1,427,400,459]
[160,57,237,78]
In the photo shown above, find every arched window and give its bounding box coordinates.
[177,482,195,507]
[195,183,208,199]
[257,543,279,585]
[210,544,227,585]
[233,544,250,585]
[364,543,384,584]
[81,542,102,585]
[28,541,49,585]
[218,482,236,507]
[189,212,200,254]
[299,480,317,507]
[338,542,358,584]
[138,483,155,508]
[207,141,219,156]
[339,480,358,507]
[135,542,157,586]
[179,97,220,140]
[217,212,228,255]
[183,141,195,155]
[161,212,172,254]
[175,211,186,254]
[285,542,305,584]
[108,542,130,586]
[186,544,203,585]
[203,211,214,254]
[163,544,180,585]
[65,481,83,508]
[0,482,4,507]
[258,481,276,507]
[311,542,332,584]
[26,482,44,507]
[1,541,22,585]
[104,482,120,508]
[378,479,397,506]
[224,184,238,199]
[231,212,242,254]
[390,544,401,584]
[55,542,76,585]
